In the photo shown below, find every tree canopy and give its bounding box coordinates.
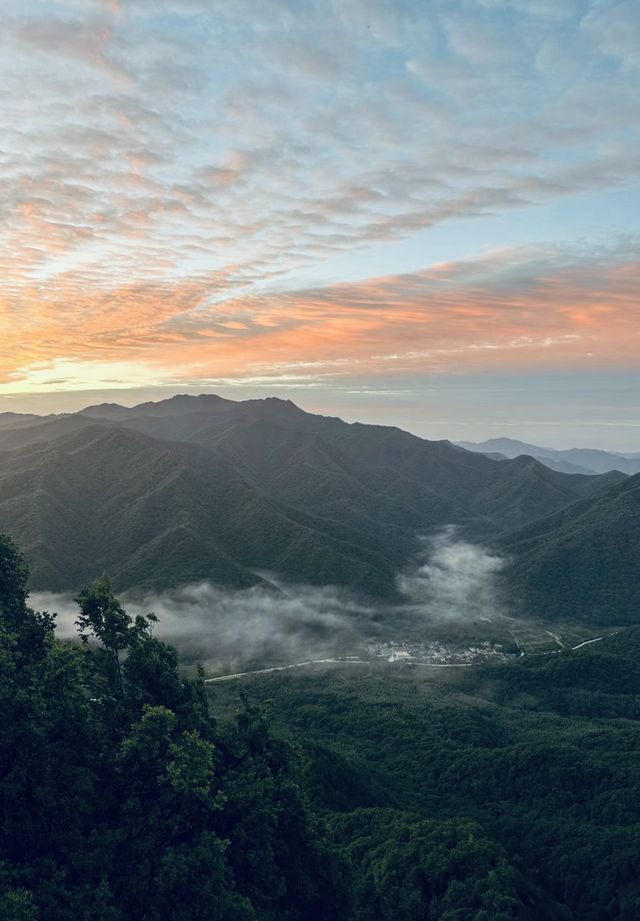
[0,534,342,920]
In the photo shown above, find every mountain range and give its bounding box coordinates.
[458,436,640,476]
[0,395,635,625]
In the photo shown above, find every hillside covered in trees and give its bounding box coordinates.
[211,632,640,921]
[0,396,627,619]
[503,472,640,624]
[2,532,640,919]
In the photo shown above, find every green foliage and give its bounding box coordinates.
[504,473,640,624]
[0,885,38,921]
[330,809,535,920]
[3,524,640,920]
[0,533,29,617]
[210,633,640,920]
[0,535,342,920]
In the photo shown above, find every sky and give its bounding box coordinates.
[0,0,638,448]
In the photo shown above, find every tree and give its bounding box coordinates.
[0,537,347,920]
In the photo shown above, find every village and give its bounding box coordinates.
[365,639,517,667]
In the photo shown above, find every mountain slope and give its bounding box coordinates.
[0,411,47,430]
[0,395,626,595]
[0,413,95,452]
[503,473,640,624]
[0,424,398,595]
[112,396,619,537]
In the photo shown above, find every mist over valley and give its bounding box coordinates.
[1,397,638,921]
[17,399,623,679]
[34,525,526,676]
[2,1,640,916]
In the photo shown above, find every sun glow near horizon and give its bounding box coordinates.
[1,0,639,446]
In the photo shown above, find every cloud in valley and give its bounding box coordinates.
[31,528,510,671]
[398,528,508,623]
[31,582,382,671]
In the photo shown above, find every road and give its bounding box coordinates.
[205,656,474,683]
[205,657,367,683]
[205,632,611,683]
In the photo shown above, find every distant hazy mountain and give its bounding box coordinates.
[458,437,640,476]
[503,472,640,624]
[0,394,622,595]
[0,411,51,431]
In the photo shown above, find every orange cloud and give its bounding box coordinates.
[1,246,638,393]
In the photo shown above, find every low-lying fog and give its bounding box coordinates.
[32,528,510,673]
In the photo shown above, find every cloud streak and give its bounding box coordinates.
[1,238,637,390]
[32,582,385,671]
[1,0,638,440]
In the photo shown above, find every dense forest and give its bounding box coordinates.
[2,531,640,919]
[0,534,344,920]
[210,639,640,918]
[504,472,640,624]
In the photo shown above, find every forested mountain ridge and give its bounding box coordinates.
[0,395,623,597]
[502,472,640,624]
[0,424,398,595]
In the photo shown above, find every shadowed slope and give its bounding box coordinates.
[0,424,398,595]
[503,473,640,624]
[0,395,626,596]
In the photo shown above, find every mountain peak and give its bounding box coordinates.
[79,402,129,420]
[244,396,305,415]
[132,394,233,416]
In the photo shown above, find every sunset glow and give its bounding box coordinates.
[1,0,639,446]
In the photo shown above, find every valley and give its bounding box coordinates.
[202,621,613,683]
[1,395,638,921]
[3,2,638,915]
[1,394,636,627]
